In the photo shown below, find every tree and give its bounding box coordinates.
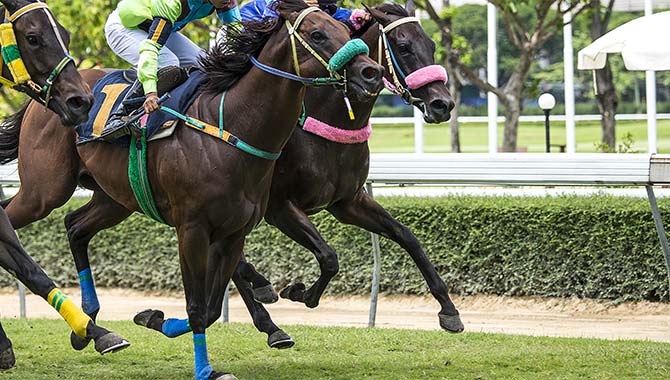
[587,0,616,149]
[420,0,588,152]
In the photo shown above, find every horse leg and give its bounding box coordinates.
[232,260,294,349]
[64,191,132,350]
[236,257,278,304]
[4,123,78,229]
[176,225,237,380]
[327,189,464,333]
[265,200,338,309]
[0,323,15,370]
[0,209,130,353]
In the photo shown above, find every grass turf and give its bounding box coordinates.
[368,119,670,153]
[0,319,668,379]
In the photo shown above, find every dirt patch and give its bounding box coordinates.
[1,288,668,342]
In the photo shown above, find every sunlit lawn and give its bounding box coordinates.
[1,319,669,380]
[368,119,670,153]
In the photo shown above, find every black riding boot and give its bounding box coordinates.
[100,79,144,140]
[100,66,190,140]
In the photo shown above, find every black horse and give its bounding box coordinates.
[0,0,125,371]
[234,0,464,333]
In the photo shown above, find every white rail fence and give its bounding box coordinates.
[3,154,670,328]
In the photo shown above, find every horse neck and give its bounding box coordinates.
[302,22,381,131]
[194,37,306,156]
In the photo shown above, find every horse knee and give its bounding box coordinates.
[319,252,339,278]
[206,309,221,327]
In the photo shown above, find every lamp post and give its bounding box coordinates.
[538,93,556,153]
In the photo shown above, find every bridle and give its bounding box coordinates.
[0,1,74,109]
[249,7,369,88]
[377,16,448,106]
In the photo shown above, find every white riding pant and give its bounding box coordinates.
[105,10,204,69]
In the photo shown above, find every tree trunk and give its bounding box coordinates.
[500,52,531,152]
[501,95,521,152]
[449,77,462,152]
[590,0,617,149]
[595,64,617,149]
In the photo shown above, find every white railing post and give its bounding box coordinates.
[487,3,498,153]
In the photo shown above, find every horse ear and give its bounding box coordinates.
[0,0,22,13]
[365,4,387,24]
[405,0,416,16]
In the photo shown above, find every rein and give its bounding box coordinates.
[0,1,74,108]
[377,16,447,105]
[249,7,368,88]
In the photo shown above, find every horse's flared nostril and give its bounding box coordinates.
[361,64,383,83]
[429,99,453,115]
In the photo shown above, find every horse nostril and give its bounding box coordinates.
[66,95,91,113]
[429,99,449,114]
[361,64,382,82]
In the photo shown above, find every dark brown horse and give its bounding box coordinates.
[235,0,464,333]
[0,0,383,377]
[0,0,124,371]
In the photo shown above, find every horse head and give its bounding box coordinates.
[0,0,92,125]
[368,1,454,123]
[273,0,385,102]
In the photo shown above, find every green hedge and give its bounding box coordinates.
[2,195,669,302]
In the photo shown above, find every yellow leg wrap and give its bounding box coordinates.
[47,288,91,338]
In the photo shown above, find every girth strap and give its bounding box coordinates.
[159,104,281,161]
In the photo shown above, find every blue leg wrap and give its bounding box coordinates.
[162,318,192,338]
[194,333,214,380]
[78,268,100,315]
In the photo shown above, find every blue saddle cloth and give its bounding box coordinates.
[76,69,207,146]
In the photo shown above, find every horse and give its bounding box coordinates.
[0,0,125,371]
[0,0,384,377]
[234,0,464,333]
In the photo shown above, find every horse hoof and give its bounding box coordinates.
[279,283,306,302]
[439,313,465,333]
[70,331,92,351]
[252,284,279,304]
[268,330,295,349]
[0,343,15,370]
[210,371,237,380]
[133,309,164,328]
[94,332,130,355]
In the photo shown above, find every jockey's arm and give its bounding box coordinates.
[215,0,241,23]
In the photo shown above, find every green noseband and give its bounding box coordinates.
[327,39,369,73]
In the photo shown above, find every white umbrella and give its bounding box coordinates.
[578,11,670,71]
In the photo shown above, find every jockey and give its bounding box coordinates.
[102,0,241,139]
[239,0,370,33]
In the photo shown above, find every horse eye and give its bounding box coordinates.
[26,35,40,46]
[397,44,411,56]
[310,31,326,43]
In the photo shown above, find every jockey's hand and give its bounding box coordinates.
[354,10,371,24]
[143,92,160,114]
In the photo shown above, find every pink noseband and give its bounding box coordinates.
[302,117,372,144]
[404,65,448,90]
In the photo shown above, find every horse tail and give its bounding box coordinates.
[0,102,29,164]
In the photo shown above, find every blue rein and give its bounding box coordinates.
[248,55,341,86]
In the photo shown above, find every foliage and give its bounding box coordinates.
[4,195,670,303]
[2,320,670,380]
[594,131,639,153]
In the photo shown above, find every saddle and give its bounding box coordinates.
[117,66,191,114]
[76,68,207,146]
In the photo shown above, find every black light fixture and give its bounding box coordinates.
[538,93,556,153]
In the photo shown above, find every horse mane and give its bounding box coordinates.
[200,0,310,94]
[375,3,410,18]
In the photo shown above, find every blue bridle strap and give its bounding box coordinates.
[384,33,407,80]
[248,55,340,86]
